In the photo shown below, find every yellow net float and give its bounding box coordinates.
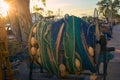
[88,46,94,57]
[36,48,42,64]
[30,47,37,56]
[36,48,41,57]
[36,57,42,65]
[59,63,68,77]
[75,58,81,71]
[90,73,97,80]
[30,37,37,46]
[32,26,37,34]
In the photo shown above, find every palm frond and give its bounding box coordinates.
[97,0,120,18]
[41,0,46,6]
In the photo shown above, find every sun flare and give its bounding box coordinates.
[0,0,9,17]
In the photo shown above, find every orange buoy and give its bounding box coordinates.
[32,27,37,34]
[88,46,94,57]
[37,57,42,65]
[59,64,66,72]
[30,37,37,46]
[59,64,68,77]
[75,58,81,70]
[30,47,37,55]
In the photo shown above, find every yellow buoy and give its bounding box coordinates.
[75,58,81,70]
[88,46,94,57]
[36,48,40,57]
[59,64,68,77]
[32,27,37,34]
[90,73,97,80]
[59,64,66,72]
[30,37,37,46]
[30,47,37,55]
[37,57,42,65]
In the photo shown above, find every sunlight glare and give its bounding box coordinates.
[0,0,9,17]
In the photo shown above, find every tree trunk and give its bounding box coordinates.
[6,0,32,46]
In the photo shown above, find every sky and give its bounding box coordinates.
[0,0,9,17]
[30,0,99,17]
[0,0,99,17]
[44,0,99,17]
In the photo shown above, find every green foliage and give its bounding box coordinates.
[36,0,46,5]
[41,0,46,5]
[47,10,53,17]
[97,0,120,18]
[114,13,120,18]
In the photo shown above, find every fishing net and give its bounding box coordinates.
[28,15,96,76]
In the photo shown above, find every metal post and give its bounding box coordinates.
[110,0,113,34]
[94,8,101,73]
[29,57,34,80]
[100,35,107,80]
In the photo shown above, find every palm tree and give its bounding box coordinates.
[4,0,46,46]
[97,0,120,19]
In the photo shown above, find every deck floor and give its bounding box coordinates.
[107,24,120,80]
